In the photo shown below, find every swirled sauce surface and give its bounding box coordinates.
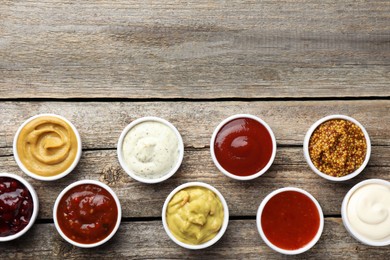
[16,116,78,177]
[347,183,390,241]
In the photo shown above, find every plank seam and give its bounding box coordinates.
[1,96,390,103]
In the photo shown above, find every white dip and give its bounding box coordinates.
[122,121,179,179]
[347,183,390,242]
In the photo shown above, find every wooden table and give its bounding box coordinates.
[1,1,389,259]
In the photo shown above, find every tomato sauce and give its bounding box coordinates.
[0,177,34,236]
[261,191,320,250]
[56,184,118,244]
[214,118,273,176]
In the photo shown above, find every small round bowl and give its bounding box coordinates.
[162,182,229,250]
[210,114,277,181]
[341,179,390,246]
[13,113,82,181]
[256,187,324,255]
[117,116,184,184]
[0,172,39,242]
[53,180,122,248]
[303,115,371,181]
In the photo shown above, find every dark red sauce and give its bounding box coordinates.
[0,177,34,237]
[57,184,118,244]
[261,191,320,250]
[214,117,273,176]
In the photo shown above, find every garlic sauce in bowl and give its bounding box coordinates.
[117,117,184,184]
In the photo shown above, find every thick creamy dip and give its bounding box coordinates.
[166,187,224,245]
[122,121,179,179]
[16,116,79,177]
[347,183,390,242]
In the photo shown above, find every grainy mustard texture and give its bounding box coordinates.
[309,119,367,177]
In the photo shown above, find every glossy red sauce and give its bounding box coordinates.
[57,184,118,244]
[214,117,273,176]
[261,191,320,250]
[0,177,34,237]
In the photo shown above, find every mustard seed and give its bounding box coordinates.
[309,119,367,177]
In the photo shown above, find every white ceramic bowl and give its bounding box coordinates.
[303,115,371,181]
[256,187,324,255]
[13,113,82,181]
[117,116,184,184]
[210,114,277,181]
[162,182,229,250]
[341,179,390,246]
[53,180,122,248]
[0,172,39,242]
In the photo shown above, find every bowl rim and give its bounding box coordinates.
[161,181,229,250]
[256,187,324,255]
[210,114,277,181]
[117,116,184,184]
[303,114,371,182]
[13,113,82,181]
[53,179,122,248]
[341,178,390,246]
[0,172,39,242]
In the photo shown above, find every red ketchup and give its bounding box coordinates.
[214,117,273,176]
[0,177,34,237]
[56,184,118,244]
[261,191,320,250]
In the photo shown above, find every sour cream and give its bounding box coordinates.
[346,183,390,242]
[122,120,180,180]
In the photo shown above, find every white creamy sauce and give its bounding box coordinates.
[347,183,390,241]
[122,121,179,179]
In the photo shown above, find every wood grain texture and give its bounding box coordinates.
[0,1,389,257]
[1,147,389,219]
[1,100,390,151]
[0,219,388,259]
[1,1,389,98]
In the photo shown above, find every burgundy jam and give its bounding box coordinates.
[0,177,34,237]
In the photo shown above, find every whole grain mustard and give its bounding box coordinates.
[166,186,224,245]
[309,119,366,177]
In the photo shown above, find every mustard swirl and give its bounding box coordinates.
[17,116,78,177]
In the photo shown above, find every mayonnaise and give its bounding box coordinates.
[122,121,179,179]
[347,183,390,242]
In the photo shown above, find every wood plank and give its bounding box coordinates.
[0,219,388,259]
[1,100,389,150]
[1,147,389,219]
[1,1,389,99]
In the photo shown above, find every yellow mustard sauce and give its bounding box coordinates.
[16,116,78,177]
[166,186,224,245]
